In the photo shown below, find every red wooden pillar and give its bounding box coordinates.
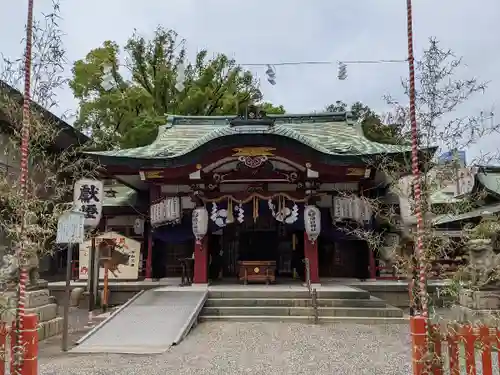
[304,233,320,284]
[146,184,161,279]
[193,237,208,284]
[369,248,376,279]
[145,230,153,279]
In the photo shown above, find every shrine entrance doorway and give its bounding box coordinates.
[212,215,303,283]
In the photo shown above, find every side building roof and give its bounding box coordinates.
[432,166,500,226]
[0,80,89,149]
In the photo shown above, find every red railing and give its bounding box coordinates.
[411,316,500,375]
[0,314,38,375]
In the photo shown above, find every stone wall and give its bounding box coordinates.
[0,287,62,341]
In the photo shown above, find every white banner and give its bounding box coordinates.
[79,231,141,280]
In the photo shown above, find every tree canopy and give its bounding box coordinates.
[325,100,403,144]
[70,27,285,149]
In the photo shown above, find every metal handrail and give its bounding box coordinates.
[303,258,319,324]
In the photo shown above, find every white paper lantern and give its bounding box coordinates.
[192,206,209,244]
[134,218,145,235]
[166,197,181,222]
[304,205,321,243]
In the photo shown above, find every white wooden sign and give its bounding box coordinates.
[56,211,85,244]
[79,231,141,280]
[73,179,104,228]
[455,167,478,196]
[150,197,181,226]
[383,233,400,249]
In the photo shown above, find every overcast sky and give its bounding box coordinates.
[1,0,499,163]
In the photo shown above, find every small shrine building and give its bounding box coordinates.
[88,109,432,284]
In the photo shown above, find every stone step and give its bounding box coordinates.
[198,315,409,324]
[0,288,51,309]
[26,303,58,323]
[37,316,63,341]
[205,297,387,308]
[208,288,370,300]
[201,306,404,318]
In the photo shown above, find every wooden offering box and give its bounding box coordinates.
[238,261,276,284]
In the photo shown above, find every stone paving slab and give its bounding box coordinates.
[155,284,364,292]
[71,289,206,354]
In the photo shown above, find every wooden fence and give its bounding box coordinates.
[0,314,38,375]
[411,316,500,375]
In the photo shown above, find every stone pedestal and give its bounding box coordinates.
[0,286,63,341]
[452,289,500,325]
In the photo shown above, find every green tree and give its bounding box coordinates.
[70,27,285,149]
[325,101,402,144]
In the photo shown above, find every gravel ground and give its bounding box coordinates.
[39,322,413,375]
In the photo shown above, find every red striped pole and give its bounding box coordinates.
[14,0,35,373]
[406,2,430,373]
[406,0,428,319]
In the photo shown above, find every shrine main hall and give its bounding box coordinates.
[86,109,427,285]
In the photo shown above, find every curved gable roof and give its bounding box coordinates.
[87,113,413,162]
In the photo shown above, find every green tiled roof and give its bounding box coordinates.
[431,170,500,226]
[478,172,500,195]
[430,189,462,204]
[103,185,137,207]
[433,202,500,225]
[87,113,412,160]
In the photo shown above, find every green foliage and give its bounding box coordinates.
[469,214,500,240]
[70,27,285,149]
[325,100,403,144]
[260,102,286,115]
[0,0,99,262]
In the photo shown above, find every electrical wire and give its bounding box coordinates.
[105,57,407,70]
[241,58,408,67]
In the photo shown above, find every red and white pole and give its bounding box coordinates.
[406,2,430,373]
[14,0,35,372]
[406,0,428,319]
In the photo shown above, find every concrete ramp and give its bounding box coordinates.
[72,288,207,354]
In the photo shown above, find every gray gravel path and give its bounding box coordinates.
[39,322,412,375]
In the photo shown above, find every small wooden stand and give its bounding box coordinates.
[102,260,109,312]
[179,258,194,286]
[238,261,276,285]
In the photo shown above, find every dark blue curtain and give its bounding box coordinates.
[152,214,194,244]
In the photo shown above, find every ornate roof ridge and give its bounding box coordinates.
[163,111,354,126]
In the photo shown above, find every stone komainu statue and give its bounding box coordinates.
[467,233,500,288]
[0,252,39,287]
